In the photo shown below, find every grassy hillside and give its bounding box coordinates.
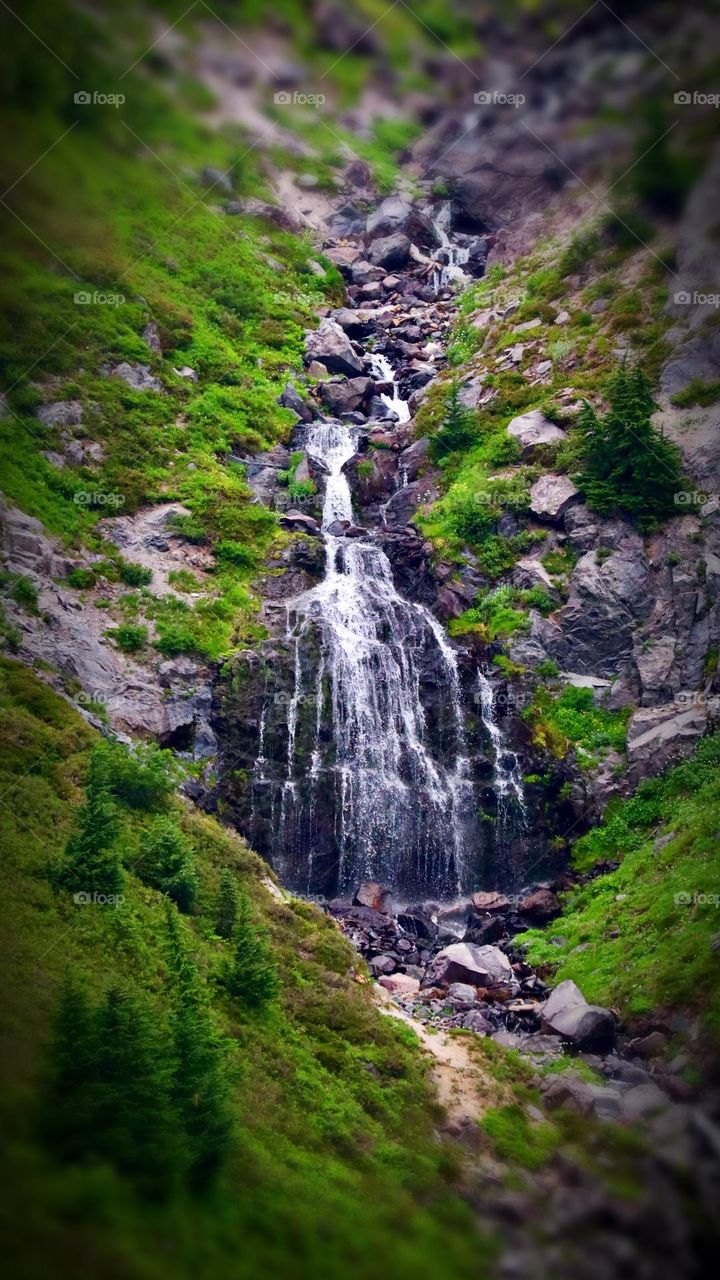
[519,736,720,1054]
[0,658,488,1279]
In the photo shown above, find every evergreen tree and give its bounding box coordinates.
[225,890,279,1010]
[429,383,478,459]
[215,868,239,939]
[164,908,232,1190]
[576,363,684,529]
[137,816,198,912]
[56,745,123,898]
[41,977,96,1163]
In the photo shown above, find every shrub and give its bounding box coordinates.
[429,384,478,459]
[94,740,177,812]
[137,817,198,913]
[66,567,97,589]
[225,890,279,1009]
[106,623,148,653]
[118,560,153,587]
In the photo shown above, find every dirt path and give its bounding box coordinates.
[377,990,490,1126]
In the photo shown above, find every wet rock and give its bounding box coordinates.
[354,882,393,912]
[472,891,512,913]
[541,979,615,1050]
[397,910,437,940]
[506,409,566,456]
[279,511,321,536]
[529,474,580,522]
[319,376,373,415]
[519,888,562,922]
[305,318,365,377]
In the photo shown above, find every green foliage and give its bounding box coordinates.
[225,890,279,1009]
[0,571,39,613]
[137,817,198,913]
[575,364,684,529]
[54,746,123,899]
[428,385,479,459]
[215,868,240,939]
[66,566,97,590]
[523,686,630,762]
[481,1104,560,1170]
[671,379,720,408]
[118,560,153,588]
[476,533,530,579]
[106,622,148,652]
[95,739,178,812]
[519,736,720,1043]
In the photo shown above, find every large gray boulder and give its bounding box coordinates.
[541,979,615,1049]
[305,318,364,377]
[111,362,164,393]
[424,942,519,992]
[367,233,412,269]
[36,399,83,428]
[365,196,439,248]
[529,474,580,522]
[319,377,373,415]
[506,409,566,457]
[627,701,707,781]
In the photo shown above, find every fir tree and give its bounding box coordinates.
[164,908,232,1189]
[215,868,239,939]
[137,816,198,912]
[56,745,123,898]
[41,977,96,1163]
[225,890,279,1010]
[576,363,684,529]
[429,383,478,459]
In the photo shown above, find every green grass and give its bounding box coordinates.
[0,658,489,1280]
[522,686,630,764]
[518,736,720,1046]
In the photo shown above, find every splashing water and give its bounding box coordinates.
[259,420,475,897]
[476,669,528,850]
[431,202,470,293]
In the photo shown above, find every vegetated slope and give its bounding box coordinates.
[519,735,720,1056]
[0,658,487,1280]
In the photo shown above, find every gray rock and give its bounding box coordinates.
[365,196,439,248]
[111,362,164,393]
[541,979,615,1049]
[446,982,477,1004]
[200,165,233,192]
[620,1082,669,1121]
[506,409,566,456]
[279,382,314,423]
[529,474,580,522]
[142,321,162,353]
[463,1010,492,1034]
[542,1071,622,1119]
[36,399,83,428]
[627,701,707,780]
[305,319,365,377]
[424,942,519,992]
[279,510,321,536]
[319,377,373,415]
[367,233,412,270]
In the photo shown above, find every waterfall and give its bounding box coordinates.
[258,420,475,898]
[368,352,411,423]
[431,202,470,293]
[476,669,528,844]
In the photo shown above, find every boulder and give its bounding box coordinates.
[397,909,437,940]
[367,233,412,269]
[200,164,233,192]
[471,891,511,913]
[354,882,392,912]
[518,888,562,922]
[365,196,439,248]
[369,954,396,976]
[542,1072,622,1120]
[541,979,615,1049]
[627,702,707,780]
[506,409,566,457]
[620,1083,669,1121]
[279,382,314,423]
[111,362,164,393]
[529,474,580,522]
[378,973,420,996]
[305,319,365,377]
[279,511,321,536]
[424,942,519,992]
[398,438,430,481]
[319,377,373,415]
[36,399,83,428]
[463,1010,492,1034]
[446,982,477,1004]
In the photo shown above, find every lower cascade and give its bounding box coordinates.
[253,418,477,899]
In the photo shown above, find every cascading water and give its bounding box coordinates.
[368,352,411,423]
[476,669,528,849]
[257,419,476,898]
[431,202,470,293]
